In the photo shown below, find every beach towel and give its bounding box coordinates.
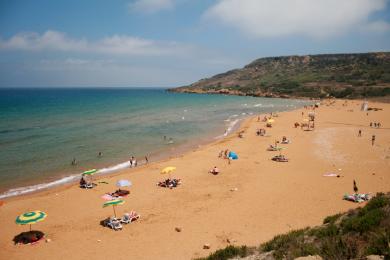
[101,194,122,200]
[343,193,371,203]
[323,173,339,177]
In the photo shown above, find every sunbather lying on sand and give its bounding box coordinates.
[209,166,220,175]
[272,155,289,162]
[157,178,181,189]
[111,189,130,197]
[267,145,281,151]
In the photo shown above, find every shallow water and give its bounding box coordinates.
[0,88,309,198]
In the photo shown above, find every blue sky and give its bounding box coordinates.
[1,0,390,87]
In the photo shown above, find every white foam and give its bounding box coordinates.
[0,161,133,199]
[254,104,262,107]
[97,161,131,174]
[0,175,79,199]
[215,119,240,139]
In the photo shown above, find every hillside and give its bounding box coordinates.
[198,192,390,260]
[169,52,390,99]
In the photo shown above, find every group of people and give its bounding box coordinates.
[79,176,95,189]
[369,122,381,128]
[256,128,266,136]
[157,178,181,189]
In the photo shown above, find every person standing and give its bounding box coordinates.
[145,155,149,164]
[371,135,376,146]
[358,129,362,137]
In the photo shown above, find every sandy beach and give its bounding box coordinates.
[1,99,389,260]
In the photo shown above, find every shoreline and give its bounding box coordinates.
[0,113,249,201]
[0,96,307,200]
[1,98,388,260]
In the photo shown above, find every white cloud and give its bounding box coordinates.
[204,0,390,38]
[128,0,174,13]
[0,30,191,56]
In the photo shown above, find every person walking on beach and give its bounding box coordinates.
[358,129,362,137]
[98,151,103,157]
[71,157,77,165]
[129,156,133,167]
[371,135,376,146]
[353,180,358,193]
[145,155,149,164]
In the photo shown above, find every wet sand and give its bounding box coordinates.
[0,99,389,260]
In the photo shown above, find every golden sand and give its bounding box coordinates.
[0,99,389,260]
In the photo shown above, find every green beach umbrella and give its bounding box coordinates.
[82,169,97,175]
[103,199,125,217]
[16,210,47,232]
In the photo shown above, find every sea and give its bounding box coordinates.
[0,88,310,198]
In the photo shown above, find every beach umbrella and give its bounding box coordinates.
[161,166,176,174]
[267,119,275,123]
[82,169,97,176]
[116,179,132,188]
[103,199,125,218]
[161,166,176,179]
[228,151,238,160]
[16,211,47,232]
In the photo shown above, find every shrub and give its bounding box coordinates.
[323,213,342,224]
[197,245,249,260]
[342,208,384,234]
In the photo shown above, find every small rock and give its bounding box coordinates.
[203,243,210,249]
[45,238,51,243]
[175,227,182,232]
[366,255,384,260]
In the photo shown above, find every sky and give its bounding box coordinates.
[0,0,390,87]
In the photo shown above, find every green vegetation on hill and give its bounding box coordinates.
[170,52,390,99]
[196,192,390,260]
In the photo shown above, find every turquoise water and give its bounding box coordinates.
[0,88,309,198]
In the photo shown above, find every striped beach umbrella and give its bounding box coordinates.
[16,211,47,231]
[103,199,124,217]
